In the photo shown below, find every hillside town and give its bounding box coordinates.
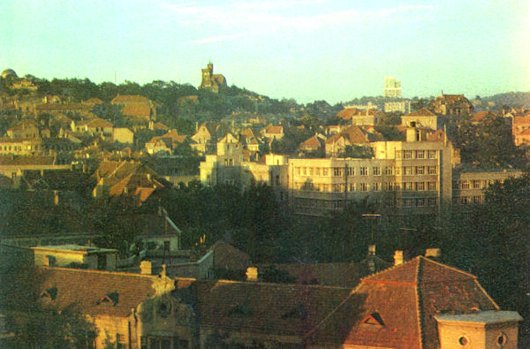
[0,64,529,349]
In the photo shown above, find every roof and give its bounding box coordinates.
[210,240,251,271]
[264,125,283,135]
[300,135,324,150]
[0,155,56,166]
[337,107,376,120]
[270,257,390,288]
[308,256,498,348]
[194,279,351,336]
[326,126,370,145]
[513,115,530,125]
[111,95,154,118]
[435,310,523,325]
[471,111,494,123]
[405,108,437,117]
[38,267,158,317]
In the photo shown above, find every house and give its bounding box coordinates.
[428,93,474,116]
[191,123,215,154]
[145,130,187,155]
[239,128,261,152]
[92,160,168,206]
[6,119,42,139]
[261,124,284,140]
[512,114,530,146]
[306,254,522,349]
[401,108,440,130]
[113,127,135,144]
[111,95,156,121]
[32,244,118,271]
[299,134,326,153]
[325,125,371,157]
[337,107,380,126]
[71,118,113,138]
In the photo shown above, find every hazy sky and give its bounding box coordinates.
[1,0,529,103]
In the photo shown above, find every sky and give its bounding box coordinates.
[1,0,529,103]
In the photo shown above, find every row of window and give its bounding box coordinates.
[453,196,484,205]
[398,150,438,160]
[453,179,494,190]
[296,165,438,177]
[294,197,438,210]
[295,181,438,192]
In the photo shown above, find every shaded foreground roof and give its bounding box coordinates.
[307,256,498,349]
[39,267,158,317]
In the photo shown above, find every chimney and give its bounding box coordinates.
[140,260,152,275]
[394,250,404,266]
[53,190,59,206]
[160,264,167,278]
[368,244,376,256]
[425,248,441,259]
[246,266,258,282]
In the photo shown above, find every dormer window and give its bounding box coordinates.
[362,312,385,327]
[40,287,58,300]
[98,291,119,306]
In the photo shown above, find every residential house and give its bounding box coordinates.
[299,134,326,154]
[32,244,118,271]
[261,124,284,140]
[337,107,380,126]
[325,125,372,157]
[401,108,440,130]
[6,119,42,139]
[191,123,215,154]
[428,93,474,116]
[512,114,530,146]
[71,118,113,138]
[145,130,187,156]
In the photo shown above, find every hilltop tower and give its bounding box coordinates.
[199,62,227,93]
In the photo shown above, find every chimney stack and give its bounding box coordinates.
[246,266,258,282]
[394,250,404,266]
[425,248,441,259]
[368,244,376,256]
[140,260,152,275]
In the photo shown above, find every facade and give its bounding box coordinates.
[290,127,457,216]
[452,168,524,205]
[145,130,187,155]
[261,124,284,140]
[113,128,135,144]
[512,114,530,146]
[384,100,411,114]
[384,76,402,98]
[199,63,227,93]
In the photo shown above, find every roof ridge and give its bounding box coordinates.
[419,256,477,279]
[360,255,418,282]
[416,256,424,349]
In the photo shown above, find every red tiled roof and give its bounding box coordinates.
[210,240,251,271]
[264,125,283,135]
[39,267,157,317]
[308,257,498,348]
[471,111,494,123]
[300,135,324,150]
[513,115,530,125]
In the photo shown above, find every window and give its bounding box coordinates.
[372,167,381,176]
[416,166,424,175]
[359,183,368,192]
[496,333,507,347]
[428,182,437,191]
[416,150,425,159]
[403,150,413,159]
[416,198,425,207]
[428,150,437,159]
[116,334,126,349]
[315,168,320,176]
[302,167,307,175]
[384,166,393,175]
[308,168,313,175]
[461,181,470,189]
[416,182,425,191]
[404,182,413,191]
[334,168,342,177]
[296,167,300,175]
[472,180,481,189]
[404,167,413,175]
[428,166,437,175]
[373,183,382,191]
[347,167,355,176]
[458,336,469,346]
[323,168,328,176]
[360,167,368,176]
[473,196,482,204]
[460,196,471,205]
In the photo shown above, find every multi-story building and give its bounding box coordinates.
[384,76,402,98]
[289,127,457,216]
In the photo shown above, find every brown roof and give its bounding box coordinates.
[326,126,369,145]
[111,95,154,118]
[406,108,437,117]
[270,258,390,288]
[300,135,324,151]
[308,256,498,348]
[39,267,157,317]
[210,240,251,271]
[513,115,530,125]
[194,279,351,337]
[0,155,56,166]
[264,125,283,135]
[471,111,495,123]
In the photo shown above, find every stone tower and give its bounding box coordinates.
[199,62,227,93]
